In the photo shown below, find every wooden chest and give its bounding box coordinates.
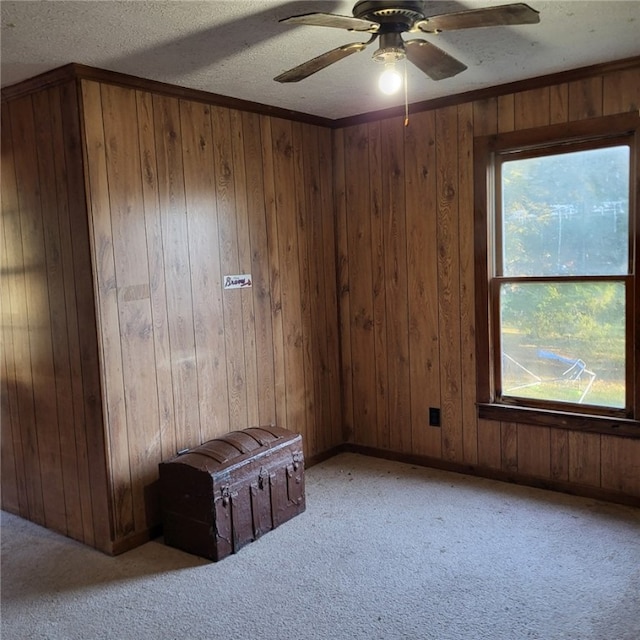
[159,427,305,561]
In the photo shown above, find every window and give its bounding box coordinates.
[474,113,640,434]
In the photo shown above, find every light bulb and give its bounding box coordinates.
[378,64,402,95]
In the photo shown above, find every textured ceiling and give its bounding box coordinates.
[1,1,639,119]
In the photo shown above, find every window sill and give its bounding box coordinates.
[477,403,640,439]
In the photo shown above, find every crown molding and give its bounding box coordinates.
[3,56,639,129]
[331,55,640,128]
[1,63,334,128]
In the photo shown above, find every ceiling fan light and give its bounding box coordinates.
[372,46,405,64]
[378,64,402,94]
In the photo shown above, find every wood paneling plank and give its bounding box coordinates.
[64,80,109,549]
[0,138,22,514]
[497,94,515,133]
[436,106,463,462]
[101,83,161,532]
[300,124,328,453]
[8,96,47,526]
[241,111,276,426]
[472,98,498,136]
[291,121,316,457]
[152,94,200,453]
[1,102,30,517]
[550,83,569,124]
[457,102,478,465]
[568,77,603,120]
[269,118,307,435]
[367,121,389,450]
[381,117,411,453]
[135,90,177,465]
[405,110,441,458]
[603,68,640,115]
[334,128,355,443]
[501,421,518,472]
[477,418,501,470]
[549,429,569,481]
[82,81,134,539]
[514,87,550,129]
[568,431,601,487]
[32,88,71,534]
[259,116,287,428]
[516,423,551,479]
[344,124,377,447]
[211,106,248,434]
[47,85,85,541]
[181,100,229,440]
[318,126,342,449]
[230,108,260,429]
[0,344,21,513]
[601,436,640,495]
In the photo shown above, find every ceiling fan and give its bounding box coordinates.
[274,1,540,87]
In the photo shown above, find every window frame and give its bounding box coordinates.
[474,112,640,437]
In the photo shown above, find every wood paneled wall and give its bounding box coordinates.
[2,61,639,554]
[335,65,640,498]
[79,80,341,546]
[1,81,111,550]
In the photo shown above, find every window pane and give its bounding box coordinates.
[501,146,629,277]
[500,281,625,408]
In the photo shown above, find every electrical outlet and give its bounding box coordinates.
[429,407,441,427]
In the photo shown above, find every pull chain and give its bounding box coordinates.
[404,57,409,127]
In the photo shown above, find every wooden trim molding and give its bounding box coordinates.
[1,64,79,102]
[1,63,334,128]
[98,440,640,554]
[474,111,640,439]
[332,56,640,128]
[110,524,163,556]
[478,404,640,438]
[3,56,639,127]
[304,446,344,469]
[340,444,640,508]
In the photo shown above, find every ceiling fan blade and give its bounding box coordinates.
[414,3,540,33]
[274,42,370,83]
[279,12,378,33]
[404,39,467,81]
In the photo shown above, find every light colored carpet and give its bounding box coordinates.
[2,452,639,640]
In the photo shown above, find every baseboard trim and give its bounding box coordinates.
[336,444,640,509]
[305,446,344,469]
[110,524,163,556]
[109,442,639,555]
